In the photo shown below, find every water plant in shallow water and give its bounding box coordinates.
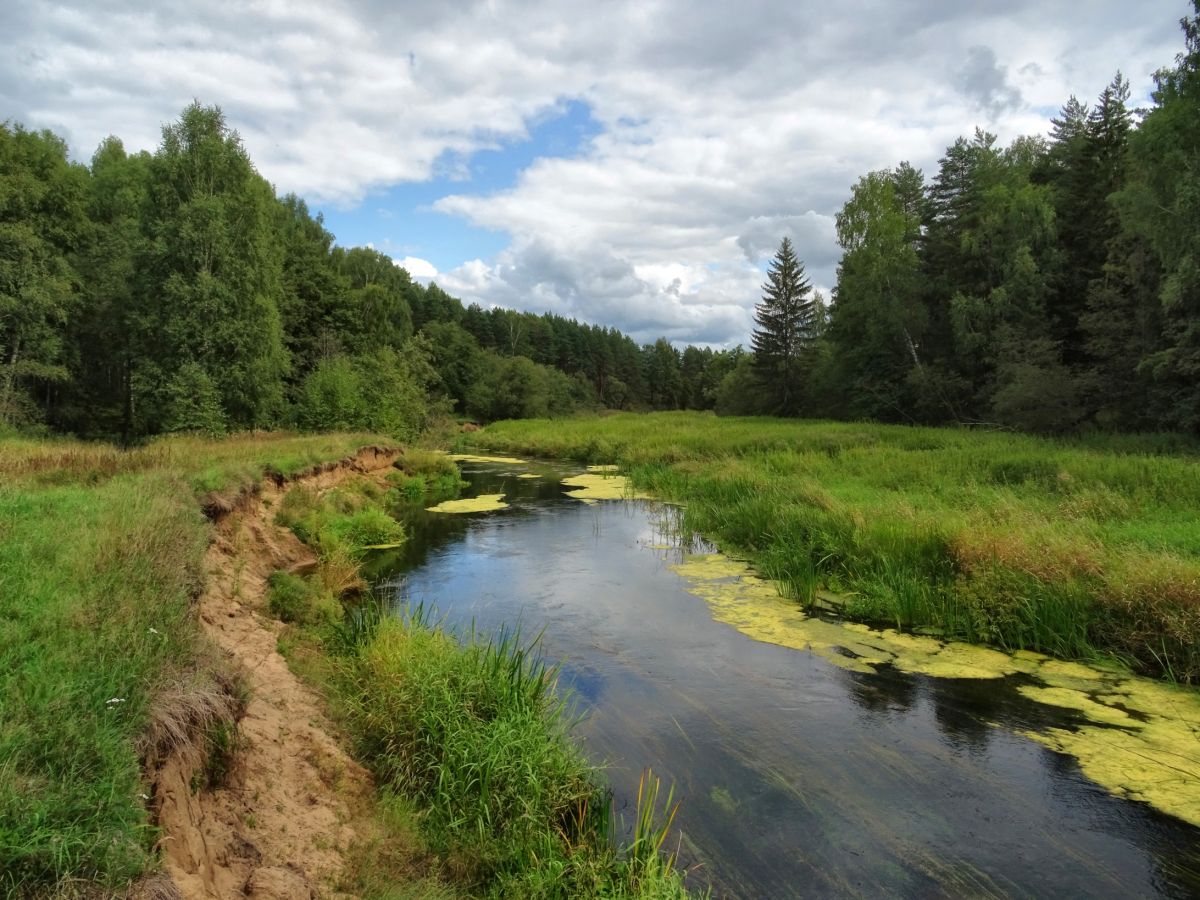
[561,472,650,502]
[669,549,1200,829]
[448,452,528,465]
[425,493,509,514]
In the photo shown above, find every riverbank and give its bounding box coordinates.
[267,463,691,898]
[0,431,691,897]
[0,432,393,896]
[468,413,1200,681]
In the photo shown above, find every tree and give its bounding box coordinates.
[59,137,151,438]
[1108,1,1200,431]
[751,237,815,416]
[133,103,288,432]
[828,165,926,421]
[0,124,89,425]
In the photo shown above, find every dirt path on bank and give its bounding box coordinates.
[153,447,400,900]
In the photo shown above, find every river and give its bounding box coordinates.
[365,456,1200,898]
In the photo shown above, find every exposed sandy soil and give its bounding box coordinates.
[152,447,401,899]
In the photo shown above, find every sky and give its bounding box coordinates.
[0,1,1190,346]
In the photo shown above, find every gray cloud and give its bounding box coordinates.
[0,0,1186,346]
[959,46,1023,117]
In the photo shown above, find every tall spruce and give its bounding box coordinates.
[751,237,815,416]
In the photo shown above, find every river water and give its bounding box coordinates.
[369,457,1200,898]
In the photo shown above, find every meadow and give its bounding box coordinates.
[0,431,384,895]
[470,413,1200,681]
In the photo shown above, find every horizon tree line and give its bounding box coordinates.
[2,2,1199,437]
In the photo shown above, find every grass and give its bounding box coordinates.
[468,412,1200,681]
[273,478,694,898]
[331,608,691,899]
[0,431,390,896]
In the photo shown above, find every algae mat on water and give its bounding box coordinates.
[561,472,651,502]
[670,551,1200,829]
[426,493,509,514]
[448,453,527,465]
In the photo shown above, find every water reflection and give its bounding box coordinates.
[374,460,1200,898]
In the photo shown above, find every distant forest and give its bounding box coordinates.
[2,3,1198,439]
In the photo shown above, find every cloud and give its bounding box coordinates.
[396,255,438,282]
[0,0,1186,346]
[958,46,1023,118]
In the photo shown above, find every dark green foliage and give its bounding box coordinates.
[0,123,89,426]
[296,346,442,439]
[134,103,289,433]
[466,352,592,421]
[163,361,227,436]
[751,237,816,416]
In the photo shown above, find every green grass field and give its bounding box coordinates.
[0,431,385,895]
[469,413,1200,681]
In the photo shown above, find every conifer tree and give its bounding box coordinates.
[751,237,815,416]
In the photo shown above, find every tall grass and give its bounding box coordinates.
[0,431,389,895]
[471,413,1200,680]
[335,609,692,898]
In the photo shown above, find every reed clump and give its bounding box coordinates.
[332,608,692,898]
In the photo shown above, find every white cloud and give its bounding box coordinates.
[0,0,1187,346]
[396,255,438,282]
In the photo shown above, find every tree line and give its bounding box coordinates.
[3,3,1198,439]
[0,103,749,440]
[741,3,1200,434]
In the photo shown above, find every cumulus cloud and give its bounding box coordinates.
[396,255,438,282]
[0,0,1186,346]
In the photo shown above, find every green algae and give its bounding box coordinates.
[426,493,509,514]
[710,786,740,815]
[669,550,1200,828]
[448,453,528,465]
[560,472,650,502]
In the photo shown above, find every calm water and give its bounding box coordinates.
[370,459,1200,899]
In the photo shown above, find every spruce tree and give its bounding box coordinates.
[751,237,814,416]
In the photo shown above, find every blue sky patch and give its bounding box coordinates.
[315,98,600,272]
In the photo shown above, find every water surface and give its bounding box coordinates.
[373,459,1200,898]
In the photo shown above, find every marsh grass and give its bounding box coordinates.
[0,431,388,895]
[472,413,1200,680]
[337,608,692,898]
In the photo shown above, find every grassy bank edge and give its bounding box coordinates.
[466,412,1200,682]
[265,458,695,898]
[0,432,392,897]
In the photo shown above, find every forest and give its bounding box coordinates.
[3,5,1200,440]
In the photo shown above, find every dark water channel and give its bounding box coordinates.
[370,459,1200,898]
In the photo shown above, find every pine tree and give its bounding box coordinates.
[751,237,815,416]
